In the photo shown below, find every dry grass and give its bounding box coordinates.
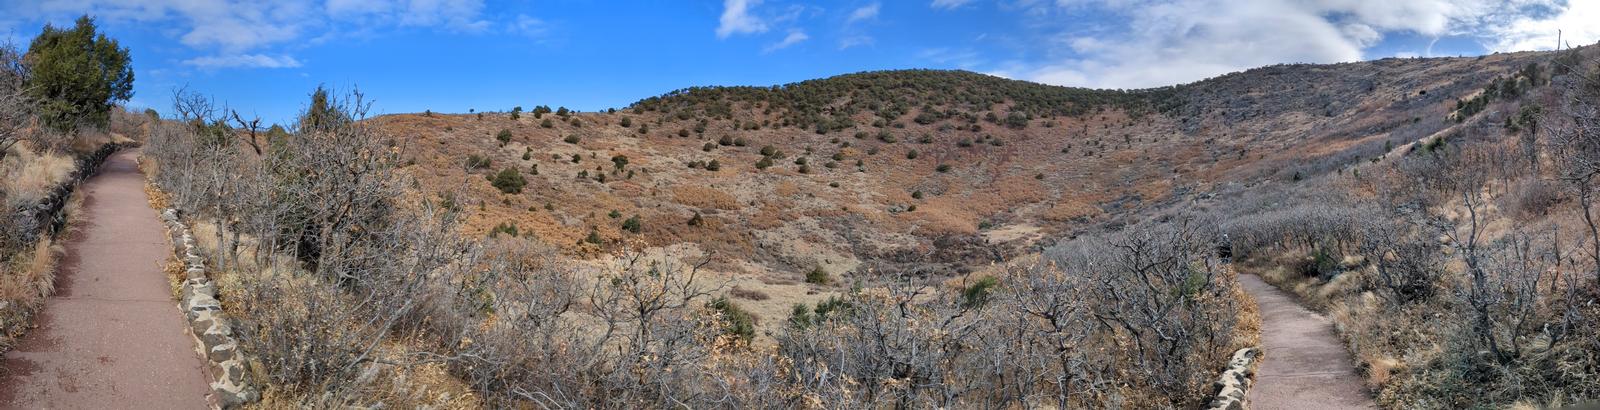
[1,140,77,204]
[673,185,741,210]
[0,184,82,352]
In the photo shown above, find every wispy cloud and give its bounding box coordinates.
[4,0,509,70]
[930,0,975,10]
[847,3,880,24]
[512,14,551,37]
[183,54,303,69]
[764,30,809,52]
[986,0,1598,90]
[839,35,874,49]
[716,0,768,38]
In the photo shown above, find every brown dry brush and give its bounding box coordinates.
[1216,53,1600,408]
[146,87,1250,408]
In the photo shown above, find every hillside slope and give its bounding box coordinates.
[375,49,1560,330]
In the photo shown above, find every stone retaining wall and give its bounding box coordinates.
[159,208,259,408]
[6,143,123,247]
[1206,347,1259,410]
[1,143,126,349]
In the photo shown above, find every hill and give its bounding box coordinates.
[372,51,1558,329]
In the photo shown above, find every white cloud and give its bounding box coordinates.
[988,0,1596,90]
[716,0,768,38]
[183,54,303,68]
[764,30,808,52]
[839,35,874,49]
[931,0,976,10]
[512,14,550,37]
[1483,0,1600,52]
[847,3,880,24]
[3,0,503,69]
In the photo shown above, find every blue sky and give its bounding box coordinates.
[1,0,1594,126]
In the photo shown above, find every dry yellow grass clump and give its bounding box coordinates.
[1,140,76,204]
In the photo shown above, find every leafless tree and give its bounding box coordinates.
[1548,51,1600,285]
[0,40,27,162]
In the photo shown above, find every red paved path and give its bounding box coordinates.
[0,149,210,409]
[1240,273,1377,410]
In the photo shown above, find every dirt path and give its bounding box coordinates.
[0,149,211,409]
[1239,273,1377,410]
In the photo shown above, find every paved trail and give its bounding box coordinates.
[0,150,211,409]
[1239,273,1377,410]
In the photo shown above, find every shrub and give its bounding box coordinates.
[912,190,924,199]
[24,15,133,131]
[621,215,642,233]
[687,212,704,226]
[496,129,512,145]
[611,155,629,171]
[465,154,492,169]
[705,159,721,171]
[707,296,756,343]
[620,117,632,127]
[804,266,830,285]
[540,118,554,128]
[877,131,897,143]
[755,157,773,169]
[936,164,952,173]
[960,276,998,308]
[489,221,519,237]
[906,150,919,160]
[489,168,526,194]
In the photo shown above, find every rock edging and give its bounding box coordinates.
[1206,347,1259,410]
[159,208,260,408]
[1,143,126,351]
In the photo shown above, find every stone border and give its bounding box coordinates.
[1206,347,1259,410]
[159,208,260,408]
[1,143,126,351]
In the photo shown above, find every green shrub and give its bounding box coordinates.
[961,276,998,308]
[805,266,830,285]
[489,222,519,238]
[705,159,721,171]
[24,15,133,131]
[621,215,642,233]
[708,296,755,343]
[541,118,554,128]
[465,154,492,169]
[936,164,952,173]
[496,129,513,145]
[906,150,919,159]
[489,168,527,194]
